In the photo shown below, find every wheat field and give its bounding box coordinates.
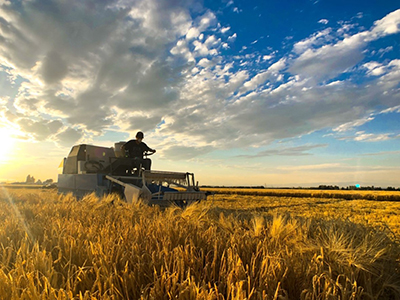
[0,187,399,299]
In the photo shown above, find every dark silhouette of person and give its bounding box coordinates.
[122,131,156,170]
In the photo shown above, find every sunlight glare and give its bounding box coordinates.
[0,127,16,163]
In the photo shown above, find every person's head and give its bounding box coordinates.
[136,131,144,141]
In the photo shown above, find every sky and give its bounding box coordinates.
[0,0,399,187]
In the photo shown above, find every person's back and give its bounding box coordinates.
[122,131,156,170]
[124,139,150,159]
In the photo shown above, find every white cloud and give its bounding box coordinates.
[337,23,356,35]
[363,62,386,76]
[197,10,217,32]
[263,55,273,61]
[17,118,63,141]
[318,19,329,25]
[239,71,270,94]
[290,32,367,81]
[336,130,398,143]
[227,33,237,43]
[268,58,286,73]
[290,9,400,82]
[170,39,194,63]
[222,43,229,49]
[55,127,84,147]
[333,117,374,132]
[221,26,230,34]
[278,163,342,171]
[233,7,241,13]
[380,105,400,114]
[369,9,400,38]
[353,132,393,142]
[0,0,196,140]
[239,58,286,94]
[170,39,187,55]
[326,80,343,86]
[236,144,328,158]
[293,28,333,54]
[377,46,393,56]
[356,12,364,19]
[204,35,220,48]
[186,27,200,40]
[0,1,399,162]
[193,40,210,56]
[375,59,400,90]
[197,58,214,68]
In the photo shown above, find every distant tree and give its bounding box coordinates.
[43,179,54,185]
[318,185,339,190]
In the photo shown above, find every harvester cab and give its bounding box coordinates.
[58,143,208,207]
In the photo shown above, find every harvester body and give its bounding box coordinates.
[58,144,208,207]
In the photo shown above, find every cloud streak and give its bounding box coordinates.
[235,144,328,158]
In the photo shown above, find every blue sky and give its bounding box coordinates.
[0,0,399,187]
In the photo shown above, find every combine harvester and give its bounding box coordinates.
[58,143,208,207]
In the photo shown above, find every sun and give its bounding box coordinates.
[0,127,16,163]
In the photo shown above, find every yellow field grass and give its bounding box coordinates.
[0,187,399,299]
[203,187,400,201]
[206,192,400,239]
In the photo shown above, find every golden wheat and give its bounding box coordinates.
[0,187,399,299]
[204,187,400,201]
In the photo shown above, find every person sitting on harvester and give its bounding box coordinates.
[122,131,156,170]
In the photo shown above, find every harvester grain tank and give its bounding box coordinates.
[58,143,208,207]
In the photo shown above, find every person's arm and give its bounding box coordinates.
[142,142,156,153]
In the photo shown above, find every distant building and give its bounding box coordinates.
[26,175,35,184]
